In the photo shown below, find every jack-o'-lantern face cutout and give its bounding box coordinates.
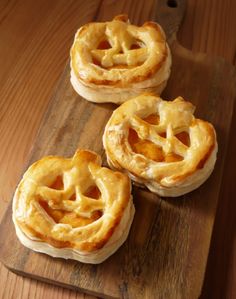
[13,150,133,252]
[103,94,217,197]
[70,15,171,86]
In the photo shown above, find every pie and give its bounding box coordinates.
[103,94,218,197]
[12,150,134,263]
[70,15,171,104]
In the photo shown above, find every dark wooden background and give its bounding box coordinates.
[0,0,235,298]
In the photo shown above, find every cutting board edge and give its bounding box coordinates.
[173,39,236,74]
[2,263,118,299]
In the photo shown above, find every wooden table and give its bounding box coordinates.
[0,0,235,298]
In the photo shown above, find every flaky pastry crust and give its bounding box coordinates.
[70,15,171,103]
[12,150,134,263]
[103,94,218,197]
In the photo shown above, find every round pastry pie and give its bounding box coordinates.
[103,94,218,197]
[70,15,171,104]
[12,150,134,264]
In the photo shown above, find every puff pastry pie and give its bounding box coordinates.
[70,15,171,104]
[103,94,218,197]
[12,150,134,264]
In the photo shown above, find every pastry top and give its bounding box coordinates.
[70,15,171,87]
[103,94,217,187]
[13,150,131,251]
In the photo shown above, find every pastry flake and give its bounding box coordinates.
[70,15,171,103]
[12,150,134,263]
[103,94,218,197]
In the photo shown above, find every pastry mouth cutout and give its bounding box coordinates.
[12,150,134,264]
[103,94,218,197]
[70,15,171,104]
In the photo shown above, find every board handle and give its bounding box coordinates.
[154,0,186,43]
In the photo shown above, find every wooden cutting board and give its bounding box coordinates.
[0,0,235,298]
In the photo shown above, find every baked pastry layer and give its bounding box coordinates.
[103,94,218,197]
[70,15,171,104]
[12,150,134,263]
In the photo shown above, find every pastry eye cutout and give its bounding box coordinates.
[103,94,218,197]
[70,15,172,104]
[13,150,134,264]
[92,38,146,70]
[91,26,148,70]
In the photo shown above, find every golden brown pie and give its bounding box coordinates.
[103,94,218,197]
[12,150,134,263]
[70,15,171,104]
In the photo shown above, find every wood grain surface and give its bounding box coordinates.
[0,0,235,299]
